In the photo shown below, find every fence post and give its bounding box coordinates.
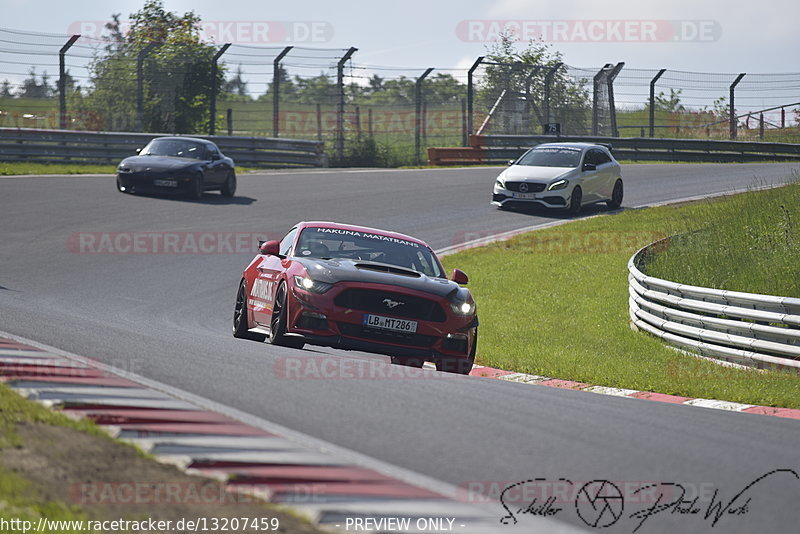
[58,35,80,130]
[524,66,543,127]
[226,108,233,135]
[729,72,745,139]
[415,67,434,165]
[209,43,230,136]
[543,62,562,129]
[592,64,610,136]
[607,62,624,137]
[649,68,666,137]
[355,105,361,139]
[467,56,484,137]
[136,43,157,132]
[335,47,357,164]
[316,103,322,142]
[461,98,467,146]
[272,46,293,137]
[759,112,764,139]
[368,108,373,139]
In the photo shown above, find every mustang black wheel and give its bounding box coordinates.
[221,171,236,198]
[269,282,305,349]
[568,186,582,216]
[435,328,477,375]
[232,280,266,341]
[607,179,623,209]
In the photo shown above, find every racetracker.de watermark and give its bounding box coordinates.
[273,356,454,380]
[457,19,722,43]
[68,20,334,44]
[67,232,280,254]
[450,230,668,254]
[71,481,267,505]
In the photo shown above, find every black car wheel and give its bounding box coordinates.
[221,171,236,198]
[390,357,424,368]
[232,280,267,342]
[568,186,582,216]
[607,179,623,210]
[269,282,305,349]
[188,173,204,200]
[435,328,477,375]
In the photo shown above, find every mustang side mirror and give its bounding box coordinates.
[259,240,281,256]
[450,268,469,285]
[582,162,596,172]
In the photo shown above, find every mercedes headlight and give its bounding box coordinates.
[293,276,333,294]
[495,178,506,189]
[548,178,569,191]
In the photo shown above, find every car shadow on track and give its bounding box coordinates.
[498,203,625,220]
[126,193,258,205]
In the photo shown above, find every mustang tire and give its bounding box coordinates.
[232,280,266,342]
[269,282,305,349]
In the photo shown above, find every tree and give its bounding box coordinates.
[292,73,336,105]
[259,64,296,102]
[0,79,13,98]
[646,88,685,113]
[16,68,53,99]
[479,33,590,134]
[222,64,249,99]
[82,0,224,133]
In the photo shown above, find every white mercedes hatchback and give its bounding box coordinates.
[491,142,623,215]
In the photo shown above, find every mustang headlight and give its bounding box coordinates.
[450,300,476,316]
[293,275,333,294]
[548,178,569,191]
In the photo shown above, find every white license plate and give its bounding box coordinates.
[363,314,417,333]
[512,192,537,199]
[154,179,178,187]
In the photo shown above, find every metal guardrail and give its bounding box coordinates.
[427,134,800,165]
[0,128,327,168]
[628,239,800,372]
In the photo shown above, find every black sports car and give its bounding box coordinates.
[116,137,236,199]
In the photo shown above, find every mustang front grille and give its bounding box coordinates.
[334,288,447,322]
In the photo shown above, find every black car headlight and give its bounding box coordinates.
[293,275,333,294]
[118,166,132,174]
[548,178,569,191]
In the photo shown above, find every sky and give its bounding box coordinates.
[1,0,798,74]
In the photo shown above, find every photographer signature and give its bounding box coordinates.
[498,469,798,532]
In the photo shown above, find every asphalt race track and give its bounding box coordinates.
[2,163,800,533]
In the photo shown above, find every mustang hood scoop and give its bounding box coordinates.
[295,258,461,298]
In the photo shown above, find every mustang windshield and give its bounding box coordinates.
[295,227,444,278]
[141,139,205,160]
[517,147,582,167]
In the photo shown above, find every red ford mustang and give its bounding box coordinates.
[232,222,478,374]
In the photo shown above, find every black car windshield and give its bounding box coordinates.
[295,227,444,278]
[517,146,582,167]
[141,139,206,160]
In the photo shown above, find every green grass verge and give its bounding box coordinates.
[441,181,800,408]
[0,162,118,176]
[645,181,800,296]
[0,384,101,528]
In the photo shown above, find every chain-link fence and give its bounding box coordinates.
[2,26,799,167]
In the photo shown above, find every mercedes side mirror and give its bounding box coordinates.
[582,162,596,172]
